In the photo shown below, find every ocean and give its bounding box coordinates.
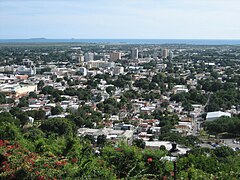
[0,39,240,45]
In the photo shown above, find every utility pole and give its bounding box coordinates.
[173,161,177,180]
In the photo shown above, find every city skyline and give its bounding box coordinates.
[0,0,240,39]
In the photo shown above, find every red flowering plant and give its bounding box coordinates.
[142,148,168,178]
[0,140,75,179]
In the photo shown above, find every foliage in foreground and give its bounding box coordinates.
[1,115,240,179]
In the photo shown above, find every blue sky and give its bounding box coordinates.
[0,0,239,39]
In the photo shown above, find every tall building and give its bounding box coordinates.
[131,48,139,59]
[162,49,168,59]
[110,52,121,61]
[84,52,94,62]
[169,51,174,60]
[79,55,85,63]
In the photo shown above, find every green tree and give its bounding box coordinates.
[97,134,107,147]
[29,92,37,98]
[51,105,63,115]
[37,80,45,90]
[133,139,146,149]
[18,96,29,108]
[106,86,116,96]
[40,118,76,136]
[0,92,6,104]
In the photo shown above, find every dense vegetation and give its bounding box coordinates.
[1,111,240,179]
[205,116,240,137]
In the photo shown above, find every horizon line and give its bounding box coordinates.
[1,38,240,40]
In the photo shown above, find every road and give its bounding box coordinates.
[192,93,211,136]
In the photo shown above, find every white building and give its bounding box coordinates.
[172,85,189,94]
[17,66,36,75]
[131,48,138,59]
[78,128,134,144]
[169,51,174,60]
[206,111,231,121]
[0,83,37,98]
[145,141,190,155]
[84,52,94,62]
[79,55,85,63]
[162,49,168,59]
[78,67,88,76]
[87,61,115,69]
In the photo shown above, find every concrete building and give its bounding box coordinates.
[23,59,34,67]
[79,55,85,63]
[145,141,190,155]
[206,111,231,121]
[84,52,94,62]
[0,84,37,98]
[87,61,115,69]
[78,128,134,145]
[172,85,189,94]
[113,66,124,75]
[0,65,14,73]
[169,51,174,60]
[17,66,36,75]
[110,52,121,61]
[131,48,139,59]
[78,67,88,76]
[162,49,168,59]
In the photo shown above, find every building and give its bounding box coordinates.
[131,48,138,59]
[0,65,14,73]
[145,141,190,155]
[172,85,189,94]
[17,66,36,75]
[78,128,134,144]
[169,51,174,60]
[78,67,87,76]
[113,66,124,75]
[0,84,37,98]
[206,111,231,121]
[87,61,115,69]
[162,49,168,59]
[79,55,85,63]
[23,59,34,67]
[84,52,94,62]
[110,52,121,61]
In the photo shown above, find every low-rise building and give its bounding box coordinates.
[206,111,231,121]
[0,83,37,98]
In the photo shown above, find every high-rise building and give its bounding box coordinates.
[79,55,85,63]
[169,51,174,60]
[162,49,168,59]
[84,52,94,62]
[131,48,139,59]
[110,52,121,61]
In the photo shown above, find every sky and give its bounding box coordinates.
[0,0,240,39]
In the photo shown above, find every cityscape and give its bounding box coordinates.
[1,0,240,179]
[0,42,240,179]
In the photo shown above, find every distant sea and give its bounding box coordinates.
[0,39,240,45]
